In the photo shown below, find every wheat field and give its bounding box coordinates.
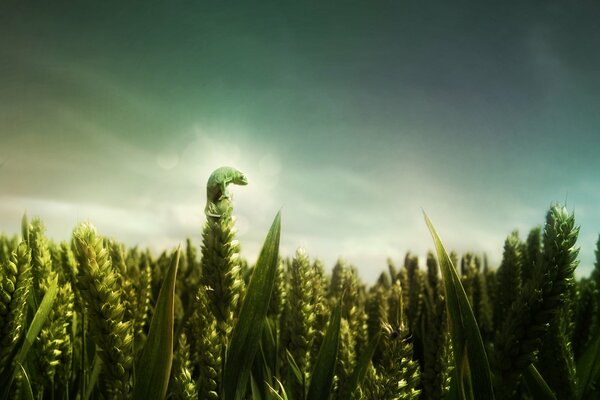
[0,167,598,400]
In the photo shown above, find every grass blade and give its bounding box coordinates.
[424,211,495,400]
[223,211,281,400]
[307,302,341,400]
[286,349,304,387]
[17,275,58,365]
[524,364,557,400]
[132,249,180,400]
[250,375,263,400]
[16,363,34,400]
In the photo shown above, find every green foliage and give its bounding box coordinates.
[420,285,451,400]
[494,231,522,328]
[374,322,421,400]
[0,242,32,377]
[73,223,134,398]
[282,248,316,379]
[0,167,595,400]
[172,333,198,399]
[307,302,341,400]
[188,286,221,399]
[200,195,245,337]
[132,249,179,400]
[424,212,495,400]
[493,205,580,399]
[223,211,281,400]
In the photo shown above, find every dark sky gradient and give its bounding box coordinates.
[1,1,600,281]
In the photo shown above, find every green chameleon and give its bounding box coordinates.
[204,166,248,218]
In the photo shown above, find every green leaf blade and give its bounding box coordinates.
[524,364,557,400]
[424,211,495,400]
[307,302,341,400]
[223,211,281,400]
[132,249,180,400]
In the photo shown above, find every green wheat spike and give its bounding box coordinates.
[199,196,244,337]
[109,241,137,328]
[34,282,75,393]
[420,286,450,400]
[133,253,153,346]
[152,250,170,300]
[0,235,12,266]
[375,281,421,400]
[282,248,316,385]
[339,267,368,355]
[494,231,523,328]
[125,246,141,278]
[29,218,53,303]
[357,363,381,399]
[329,259,346,298]
[72,222,133,399]
[388,257,399,284]
[48,240,61,272]
[172,333,198,399]
[473,264,494,339]
[28,220,75,396]
[523,227,542,284]
[388,280,402,328]
[334,318,357,397]
[376,271,391,289]
[404,253,423,335]
[537,229,578,399]
[493,205,579,399]
[426,251,439,296]
[310,258,330,367]
[181,238,201,311]
[366,285,388,354]
[460,253,477,307]
[58,241,78,284]
[188,285,221,400]
[268,258,286,321]
[0,242,32,376]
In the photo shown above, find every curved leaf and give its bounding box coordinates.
[307,302,341,400]
[524,364,557,400]
[132,249,179,400]
[223,211,281,400]
[424,211,495,400]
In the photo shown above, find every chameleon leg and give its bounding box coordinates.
[219,182,230,200]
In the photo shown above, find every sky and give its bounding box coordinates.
[1,1,600,282]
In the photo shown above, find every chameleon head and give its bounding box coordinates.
[233,171,248,186]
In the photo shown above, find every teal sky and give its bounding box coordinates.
[1,1,599,282]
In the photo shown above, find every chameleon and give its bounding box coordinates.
[204,166,248,218]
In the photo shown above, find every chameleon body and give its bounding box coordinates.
[204,166,248,218]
